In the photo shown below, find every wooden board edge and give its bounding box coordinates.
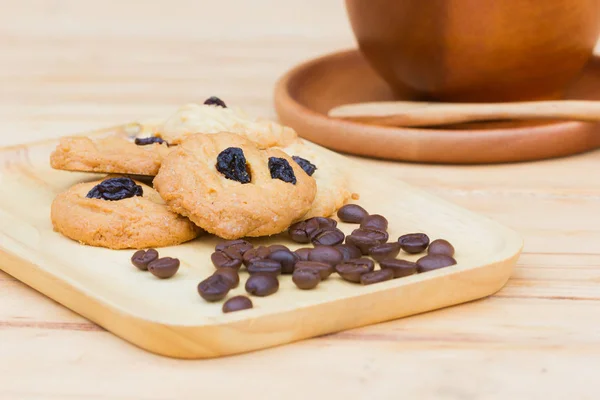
[0,242,521,359]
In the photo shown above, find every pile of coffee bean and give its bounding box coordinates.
[336,204,457,282]
[198,239,297,312]
[131,249,180,279]
[194,204,457,313]
[131,204,457,314]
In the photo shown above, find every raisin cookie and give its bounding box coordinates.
[50,135,173,176]
[157,102,297,149]
[283,139,353,219]
[51,176,201,249]
[153,132,317,239]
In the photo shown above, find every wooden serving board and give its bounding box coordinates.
[0,124,523,359]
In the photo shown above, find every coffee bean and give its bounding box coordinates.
[211,250,243,270]
[294,261,334,279]
[215,239,249,252]
[309,246,343,267]
[416,254,457,272]
[222,296,253,313]
[223,246,244,260]
[245,274,279,297]
[334,244,362,261]
[288,218,320,243]
[220,245,251,260]
[242,246,270,267]
[369,242,401,261]
[198,274,230,301]
[308,219,340,243]
[215,239,253,257]
[360,214,388,231]
[312,228,345,246]
[268,249,299,274]
[428,239,455,257]
[292,268,321,290]
[379,259,417,278]
[147,257,180,279]
[398,233,430,254]
[337,204,369,223]
[335,258,375,283]
[268,244,289,253]
[289,217,337,243]
[360,269,394,285]
[346,228,389,254]
[294,247,312,261]
[131,249,159,271]
[313,217,337,229]
[247,258,282,276]
[213,267,240,288]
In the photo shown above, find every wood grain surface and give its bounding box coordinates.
[1,1,600,399]
[0,126,522,359]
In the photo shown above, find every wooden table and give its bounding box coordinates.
[1,1,599,398]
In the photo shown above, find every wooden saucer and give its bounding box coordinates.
[274,50,600,164]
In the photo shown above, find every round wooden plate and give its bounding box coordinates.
[274,49,600,164]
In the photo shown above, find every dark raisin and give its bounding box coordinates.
[204,96,227,108]
[292,156,317,176]
[86,177,143,201]
[268,157,296,184]
[134,136,167,146]
[216,147,251,184]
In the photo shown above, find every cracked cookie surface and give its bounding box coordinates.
[153,132,316,239]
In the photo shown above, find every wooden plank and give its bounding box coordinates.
[0,298,599,399]
[0,0,598,397]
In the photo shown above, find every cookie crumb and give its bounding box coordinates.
[351,192,360,200]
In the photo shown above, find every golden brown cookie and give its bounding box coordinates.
[51,176,201,249]
[282,139,353,219]
[153,132,317,239]
[157,103,297,149]
[50,136,173,176]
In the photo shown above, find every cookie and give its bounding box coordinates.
[282,139,353,219]
[51,176,201,249]
[153,132,317,239]
[157,103,297,149]
[50,135,173,176]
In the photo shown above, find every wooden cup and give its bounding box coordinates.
[345,0,600,102]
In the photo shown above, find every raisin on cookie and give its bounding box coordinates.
[282,139,353,219]
[157,103,297,149]
[51,176,202,249]
[50,135,173,176]
[153,132,317,239]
